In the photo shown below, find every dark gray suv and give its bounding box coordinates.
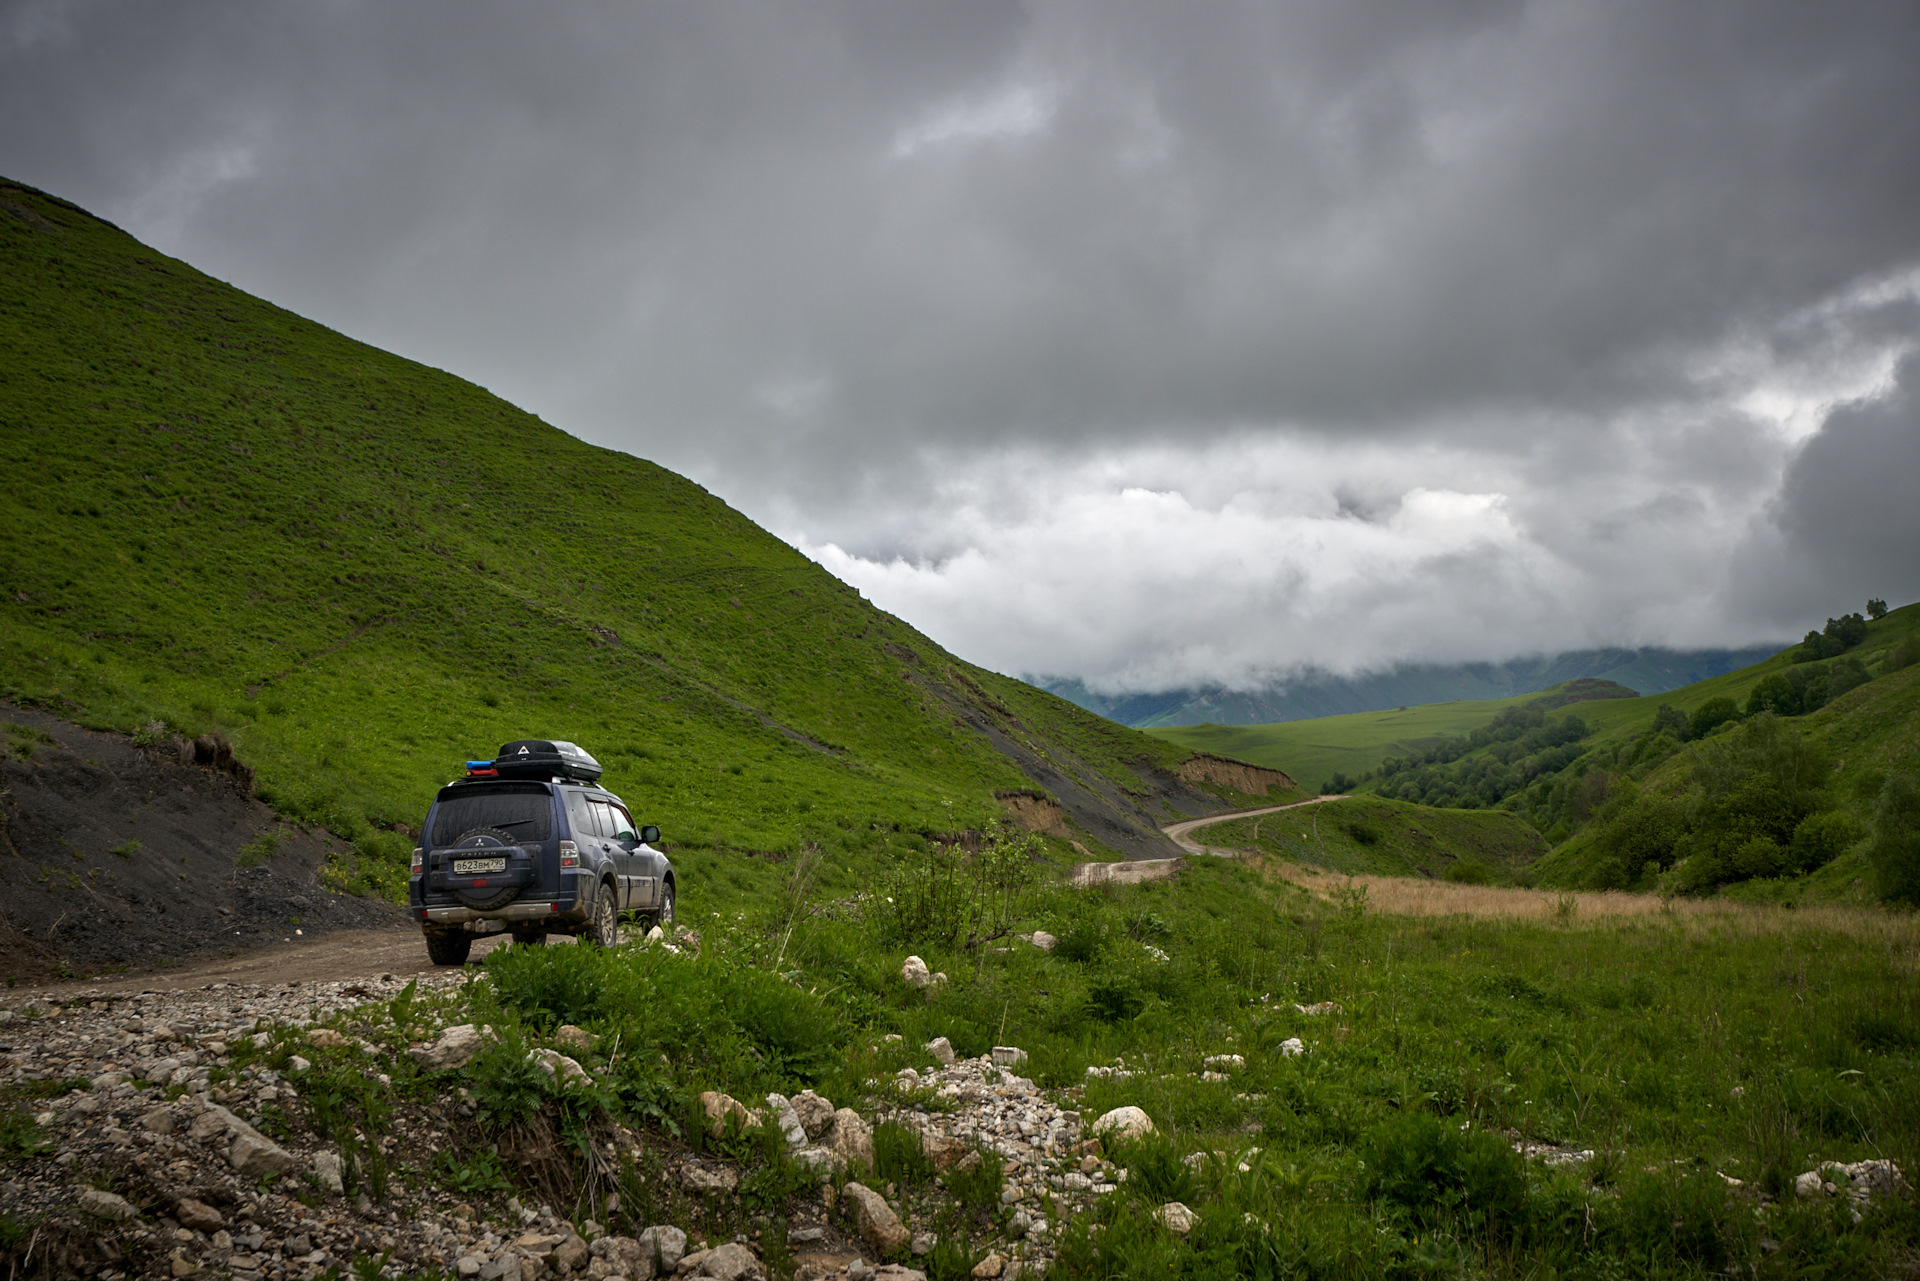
[408,740,675,966]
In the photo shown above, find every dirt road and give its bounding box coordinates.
[25,923,528,999]
[1161,794,1346,855]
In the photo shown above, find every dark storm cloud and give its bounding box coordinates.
[4,0,1917,684]
[1731,355,1920,625]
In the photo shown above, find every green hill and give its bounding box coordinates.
[1147,678,1641,791]
[0,177,1255,903]
[1157,607,1920,901]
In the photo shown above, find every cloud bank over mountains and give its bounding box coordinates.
[5,0,1917,691]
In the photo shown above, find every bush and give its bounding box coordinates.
[1444,859,1492,885]
[1361,1113,1527,1232]
[943,1145,1004,1215]
[1687,697,1740,741]
[1868,771,1920,905]
[1788,810,1865,874]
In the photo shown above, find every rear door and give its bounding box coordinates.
[600,800,642,910]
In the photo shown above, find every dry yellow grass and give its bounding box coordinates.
[1262,857,1920,956]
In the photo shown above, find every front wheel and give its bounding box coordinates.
[651,882,675,932]
[584,884,620,948]
[424,930,472,967]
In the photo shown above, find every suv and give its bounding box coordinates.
[408,739,675,966]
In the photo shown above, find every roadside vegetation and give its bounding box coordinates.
[177,849,1918,1279]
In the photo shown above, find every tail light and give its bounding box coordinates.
[559,840,580,868]
[410,847,424,875]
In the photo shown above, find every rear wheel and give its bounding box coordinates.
[424,930,472,967]
[585,883,620,948]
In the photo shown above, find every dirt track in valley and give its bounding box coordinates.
[1160,794,1347,854]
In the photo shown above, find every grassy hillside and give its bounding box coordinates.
[0,177,1243,904]
[1154,614,1917,791]
[1192,795,1548,881]
[1147,679,1642,791]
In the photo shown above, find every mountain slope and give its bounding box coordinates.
[1044,645,1779,728]
[0,178,1251,905]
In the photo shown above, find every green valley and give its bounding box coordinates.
[3,178,1918,1281]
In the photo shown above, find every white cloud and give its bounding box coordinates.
[890,82,1057,159]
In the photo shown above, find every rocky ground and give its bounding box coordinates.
[0,953,1130,1281]
[2,940,1903,1280]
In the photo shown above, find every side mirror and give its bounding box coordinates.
[640,825,661,845]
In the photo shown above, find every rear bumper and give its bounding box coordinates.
[419,899,580,927]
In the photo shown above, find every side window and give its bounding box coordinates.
[566,792,603,838]
[603,803,637,843]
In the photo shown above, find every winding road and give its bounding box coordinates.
[1161,794,1347,855]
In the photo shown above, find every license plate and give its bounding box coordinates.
[454,857,507,874]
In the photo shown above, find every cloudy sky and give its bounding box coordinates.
[6,0,1919,693]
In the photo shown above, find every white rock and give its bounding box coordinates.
[764,1093,808,1148]
[924,1036,956,1067]
[842,1182,910,1255]
[526,1047,593,1087]
[1155,1202,1195,1234]
[901,956,933,988]
[638,1225,688,1271]
[699,1091,762,1137]
[314,1151,345,1195]
[791,1089,837,1140]
[288,1055,312,1074]
[409,1024,497,1071]
[828,1107,874,1169]
[991,1047,1028,1069]
[78,1188,139,1221]
[1091,1106,1155,1141]
[230,1129,301,1178]
[1027,931,1056,952]
[1202,1054,1244,1072]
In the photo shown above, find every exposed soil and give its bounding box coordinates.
[0,703,409,983]
[1175,753,1296,795]
[912,667,1239,860]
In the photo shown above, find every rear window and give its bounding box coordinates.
[431,783,554,846]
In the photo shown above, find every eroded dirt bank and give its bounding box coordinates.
[0,704,408,982]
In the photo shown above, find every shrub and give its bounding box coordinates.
[1868,771,1920,905]
[1687,696,1740,741]
[947,1148,1005,1216]
[1361,1113,1526,1232]
[1788,810,1865,875]
[1444,859,1492,885]
[873,1119,934,1186]
[1115,1131,1197,1205]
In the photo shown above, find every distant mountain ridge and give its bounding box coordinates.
[1036,646,1782,728]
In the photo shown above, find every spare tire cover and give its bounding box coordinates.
[449,826,524,911]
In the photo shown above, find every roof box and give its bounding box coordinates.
[490,739,604,784]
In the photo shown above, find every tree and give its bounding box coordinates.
[1652,703,1687,737]
[1687,696,1740,741]
[1824,612,1868,648]
[1866,598,1888,620]
[1745,673,1799,718]
[1868,771,1920,905]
